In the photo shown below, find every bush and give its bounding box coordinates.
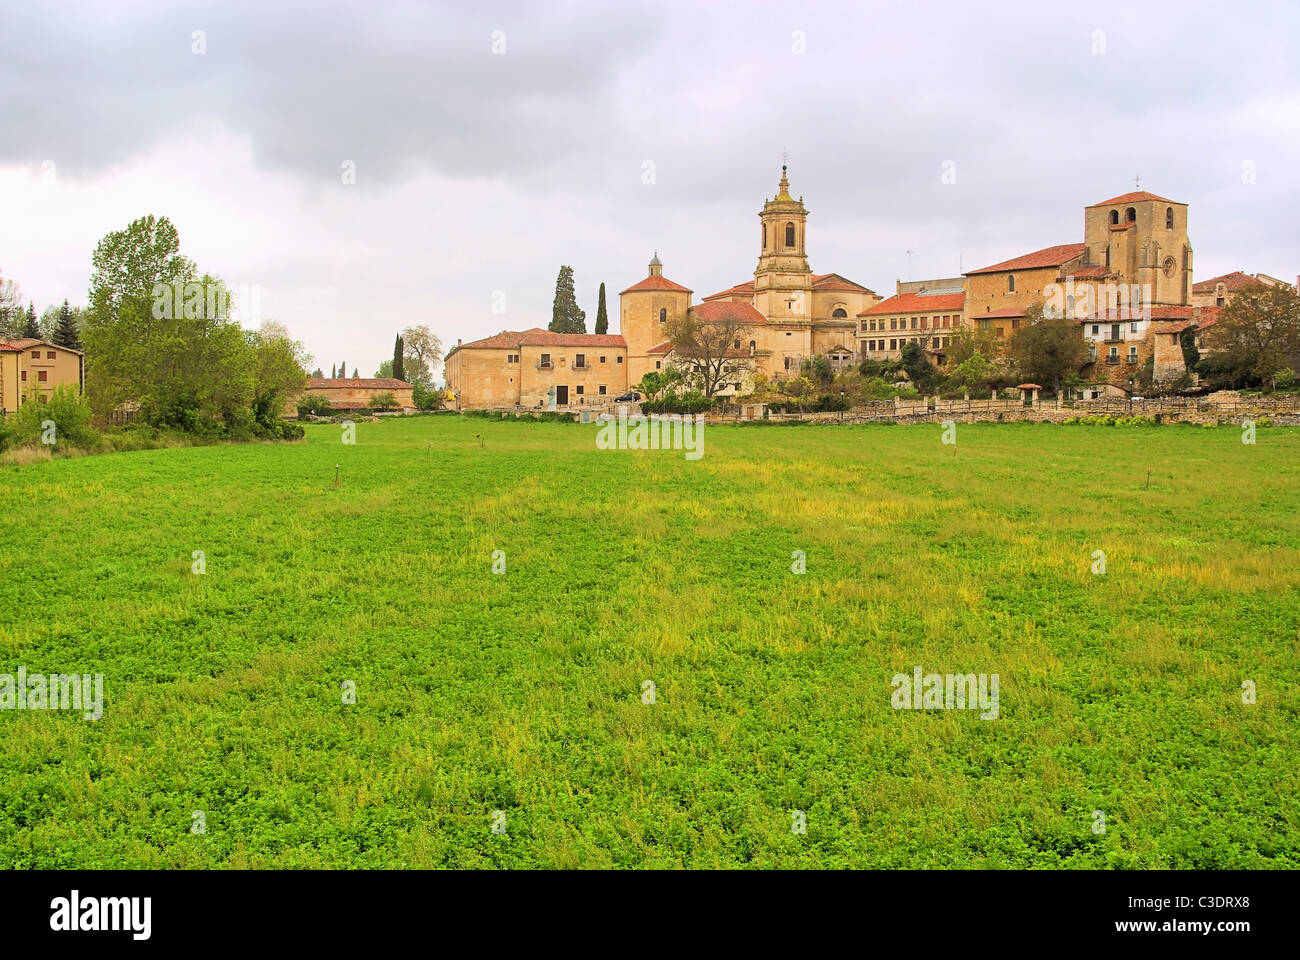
[642,390,713,415]
[296,394,334,418]
[9,385,101,451]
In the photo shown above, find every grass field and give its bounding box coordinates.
[1,415,1297,868]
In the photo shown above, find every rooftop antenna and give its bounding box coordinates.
[905,250,913,282]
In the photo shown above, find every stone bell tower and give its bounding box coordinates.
[753,165,813,321]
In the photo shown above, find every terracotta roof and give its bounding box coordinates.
[966,244,1086,275]
[702,280,755,301]
[647,340,675,355]
[1065,266,1111,279]
[858,292,965,316]
[2,337,83,355]
[307,377,412,390]
[454,327,627,350]
[1090,191,1176,207]
[689,301,767,325]
[0,342,21,352]
[620,275,692,295]
[812,272,874,293]
[981,307,1026,319]
[1151,306,1222,333]
[1017,383,1043,390]
[1192,271,1258,294]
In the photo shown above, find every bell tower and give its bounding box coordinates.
[754,165,813,321]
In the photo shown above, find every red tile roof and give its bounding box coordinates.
[812,272,874,293]
[619,275,692,295]
[1151,306,1222,333]
[702,280,756,301]
[1191,271,1258,294]
[858,292,965,316]
[647,340,675,355]
[454,327,628,350]
[2,337,83,355]
[689,301,767,325]
[307,377,412,390]
[966,243,1086,275]
[981,307,1026,319]
[1090,191,1176,207]
[0,342,21,352]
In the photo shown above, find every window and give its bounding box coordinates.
[1109,210,1119,225]
[20,371,26,381]
[598,385,606,395]
[575,353,585,368]
[1066,295,1075,315]
[762,225,767,249]
[47,351,56,359]
[507,353,518,363]
[655,361,661,369]
[576,385,584,395]
[889,339,897,350]
[748,340,756,355]
[996,328,1005,338]
[1166,207,1174,229]
[659,308,666,323]
[1091,324,1099,336]
[1130,322,1139,333]
[38,370,47,381]
[539,353,551,367]
[599,355,606,363]
[978,319,991,331]
[1008,275,1015,292]
[1127,346,1138,363]
[617,356,623,363]
[1126,207,1136,222]
[911,317,919,329]
[785,222,795,247]
[733,339,741,349]
[31,351,40,359]
[832,308,847,318]
[1216,297,1225,307]
[1088,345,1097,362]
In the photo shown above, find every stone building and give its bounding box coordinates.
[443,330,628,409]
[292,375,415,415]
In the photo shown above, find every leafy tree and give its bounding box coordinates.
[945,325,1003,365]
[594,282,608,335]
[549,265,586,334]
[900,340,940,393]
[0,267,22,339]
[1006,302,1088,395]
[401,325,442,389]
[1200,283,1300,391]
[369,391,397,411]
[249,321,310,426]
[10,383,98,450]
[311,368,323,378]
[663,305,755,398]
[375,360,394,378]
[392,334,405,382]
[947,352,994,396]
[296,393,333,418]
[636,367,683,400]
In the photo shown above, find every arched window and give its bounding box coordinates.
[785,222,796,247]
[832,307,847,318]
[1165,207,1174,229]
[749,340,756,355]
[733,339,741,349]
[762,225,767,249]
[1109,210,1119,225]
[1126,207,1136,222]
[1066,295,1075,316]
[1008,274,1015,292]
[659,308,666,324]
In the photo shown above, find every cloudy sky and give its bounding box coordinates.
[2,0,1297,379]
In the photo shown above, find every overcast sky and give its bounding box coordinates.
[2,0,1297,379]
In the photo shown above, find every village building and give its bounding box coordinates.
[1191,271,1294,308]
[443,329,629,409]
[0,338,85,414]
[291,375,415,415]
[857,277,965,366]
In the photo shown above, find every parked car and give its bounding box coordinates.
[614,391,641,403]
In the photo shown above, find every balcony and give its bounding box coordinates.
[1106,356,1120,365]
[536,360,553,369]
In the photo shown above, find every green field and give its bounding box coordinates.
[1,415,1297,868]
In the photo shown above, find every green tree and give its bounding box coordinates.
[900,340,939,393]
[550,265,586,334]
[947,352,994,396]
[339,362,346,378]
[1200,283,1300,391]
[369,390,397,411]
[1006,302,1088,395]
[249,321,310,427]
[330,364,336,378]
[400,325,442,390]
[22,303,39,338]
[52,300,83,350]
[392,334,405,382]
[375,360,394,378]
[594,282,608,334]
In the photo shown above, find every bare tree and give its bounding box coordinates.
[401,325,443,389]
[0,268,23,340]
[664,305,755,398]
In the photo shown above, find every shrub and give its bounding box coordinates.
[9,385,101,451]
[296,394,334,418]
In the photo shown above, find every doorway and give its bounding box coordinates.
[556,385,569,405]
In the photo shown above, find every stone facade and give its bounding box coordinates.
[444,330,628,409]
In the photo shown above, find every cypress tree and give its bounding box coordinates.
[23,302,39,339]
[393,334,405,382]
[339,361,346,378]
[331,363,336,378]
[53,299,81,350]
[549,265,586,334]
[594,282,608,335]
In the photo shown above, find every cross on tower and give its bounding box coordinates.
[782,147,789,167]
[1134,174,1142,190]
